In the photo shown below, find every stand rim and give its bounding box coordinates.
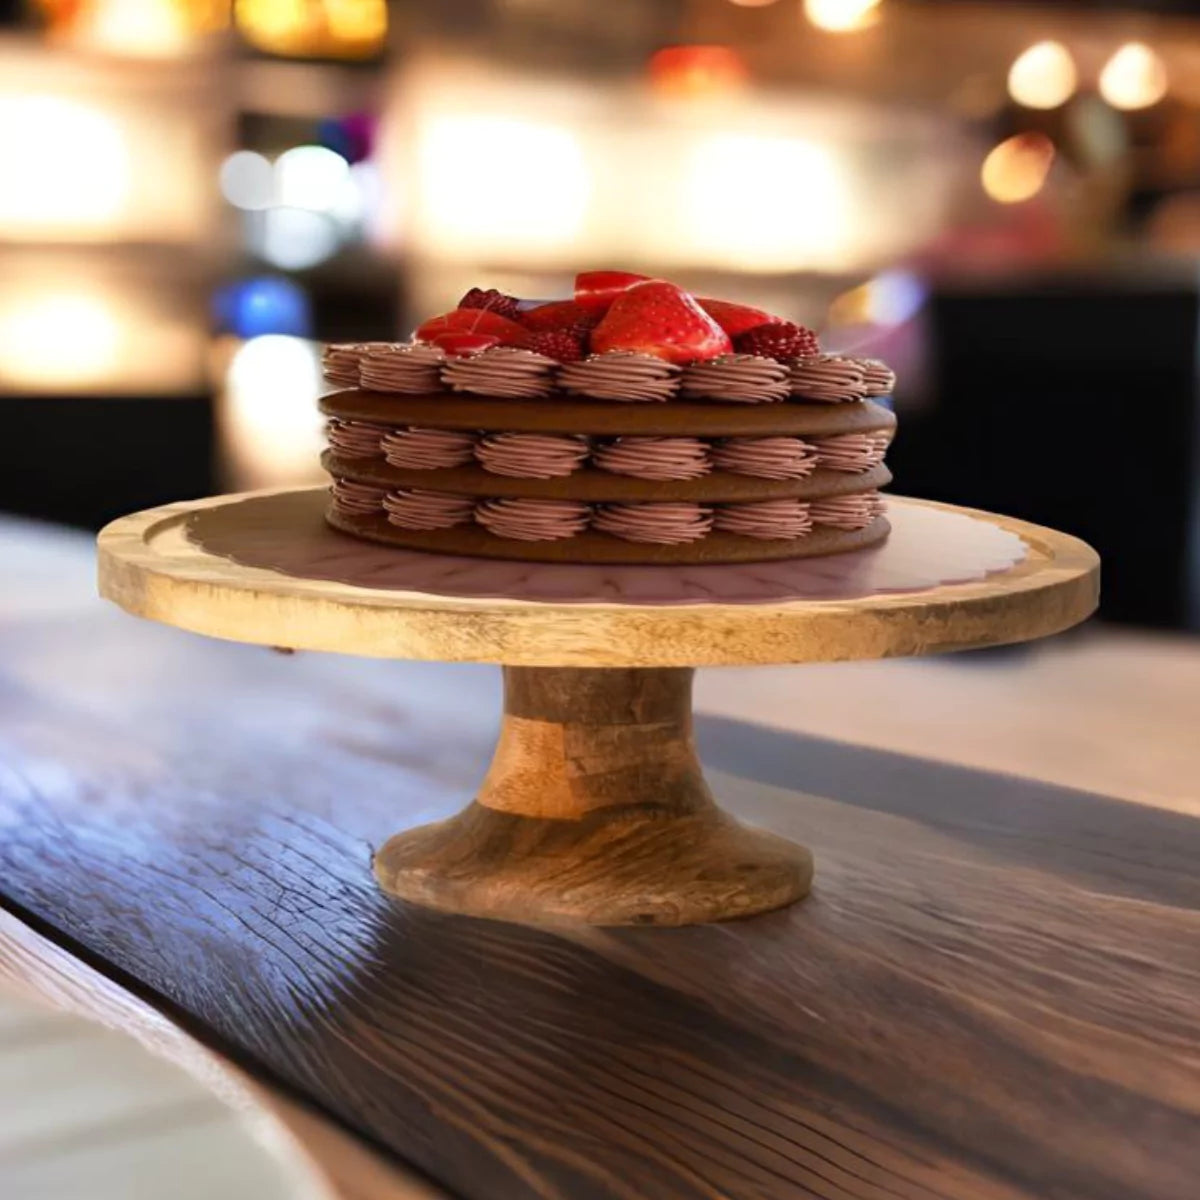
[97,489,1099,667]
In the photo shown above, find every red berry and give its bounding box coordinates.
[416,308,532,347]
[431,332,500,356]
[696,298,784,338]
[591,280,731,364]
[520,300,601,336]
[527,330,586,363]
[458,287,521,321]
[574,269,651,313]
[734,322,819,362]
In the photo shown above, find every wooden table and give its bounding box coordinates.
[2,516,1198,1199]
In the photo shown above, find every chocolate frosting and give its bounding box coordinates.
[360,343,446,394]
[383,488,474,530]
[789,355,868,403]
[855,358,896,397]
[594,502,713,544]
[325,419,388,459]
[811,492,885,530]
[476,498,591,541]
[475,433,590,479]
[557,353,681,402]
[441,347,558,399]
[382,426,477,470]
[680,355,790,404]
[592,437,711,481]
[330,477,388,515]
[711,437,818,480]
[322,342,392,386]
[715,499,813,540]
[814,432,890,473]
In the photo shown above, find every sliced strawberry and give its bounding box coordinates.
[574,270,651,313]
[695,298,784,338]
[415,308,532,347]
[430,332,500,356]
[520,300,600,333]
[590,280,732,364]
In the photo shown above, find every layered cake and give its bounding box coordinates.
[320,270,896,564]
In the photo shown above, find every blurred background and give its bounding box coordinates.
[2,0,1198,629]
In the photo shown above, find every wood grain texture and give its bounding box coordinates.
[97,490,1098,666]
[0,911,440,1200]
[375,668,812,924]
[1,556,1197,1199]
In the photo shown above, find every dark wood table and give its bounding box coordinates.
[2,517,1197,1199]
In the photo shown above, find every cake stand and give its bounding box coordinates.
[97,489,1098,927]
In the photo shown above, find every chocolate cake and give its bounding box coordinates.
[319,272,896,565]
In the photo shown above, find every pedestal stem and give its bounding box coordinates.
[374,667,812,926]
[479,668,709,820]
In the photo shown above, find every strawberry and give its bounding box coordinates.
[527,330,586,362]
[520,300,600,335]
[416,308,532,348]
[734,321,819,362]
[696,298,784,338]
[574,270,651,313]
[590,280,732,364]
[431,332,500,356]
[458,287,521,321]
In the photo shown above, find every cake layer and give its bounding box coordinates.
[327,507,890,565]
[320,390,896,439]
[323,451,892,503]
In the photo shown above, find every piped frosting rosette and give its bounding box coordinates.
[384,489,474,530]
[789,355,868,403]
[715,499,813,540]
[593,502,714,544]
[558,353,681,402]
[477,498,591,541]
[360,343,445,394]
[330,478,388,515]
[322,342,394,386]
[475,434,590,479]
[592,437,711,481]
[814,432,891,473]
[381,427,477,470]
[810,492,885,530]
[681,355,790,403]
[442,348,558,399]
[325,420,388,459]
[711,437,818,480]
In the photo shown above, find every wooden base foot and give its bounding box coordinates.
[373,667,813,926]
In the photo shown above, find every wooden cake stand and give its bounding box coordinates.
[98,489,1098,927]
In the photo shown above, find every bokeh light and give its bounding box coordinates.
[981,133,1056,204]
[235,0,386,60]
[252,207,341,269]
[0,96,129,232]
[685,133,850,270]
[223,335,325,487]
[416,116,590,259]
[1008,41,1077,111]
[803,0,881,34]
[213,277,312,339]
[274,145,350,212]
[648,46,748,99]
[219,151,274,211]
[1100,43,1168,112]
[0,293,120,388]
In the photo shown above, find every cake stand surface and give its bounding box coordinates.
[98,490,1098,926]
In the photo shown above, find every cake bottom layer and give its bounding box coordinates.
[327,506,890,565]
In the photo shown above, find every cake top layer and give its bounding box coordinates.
[323,270,896,406]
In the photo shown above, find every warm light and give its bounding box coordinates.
[0,96,129,232]
[729,0,778,6]
[274,145,350,212]
[829,270,926,327]
[76,0,193,57]
[803,0,881,33]
[235,0,386,59]
[1099,43,1168,111]
[222,336,325,487]
[220,150,274,211]
[1008,41,1077,110]
[981,133,1055,204]
[416,116,590,259]
[685,134,850,270]
[0,293,120,388]
[648,46,748,99]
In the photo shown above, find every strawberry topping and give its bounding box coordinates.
[696,298,784,338]
[574,270,651,313]
[590,280,732,364]
[416,308,532,348]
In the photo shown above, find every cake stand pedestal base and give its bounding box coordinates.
[373,667,812,926]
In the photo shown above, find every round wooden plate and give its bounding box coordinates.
[97,489,1098,927]
[98,489,1097,669]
